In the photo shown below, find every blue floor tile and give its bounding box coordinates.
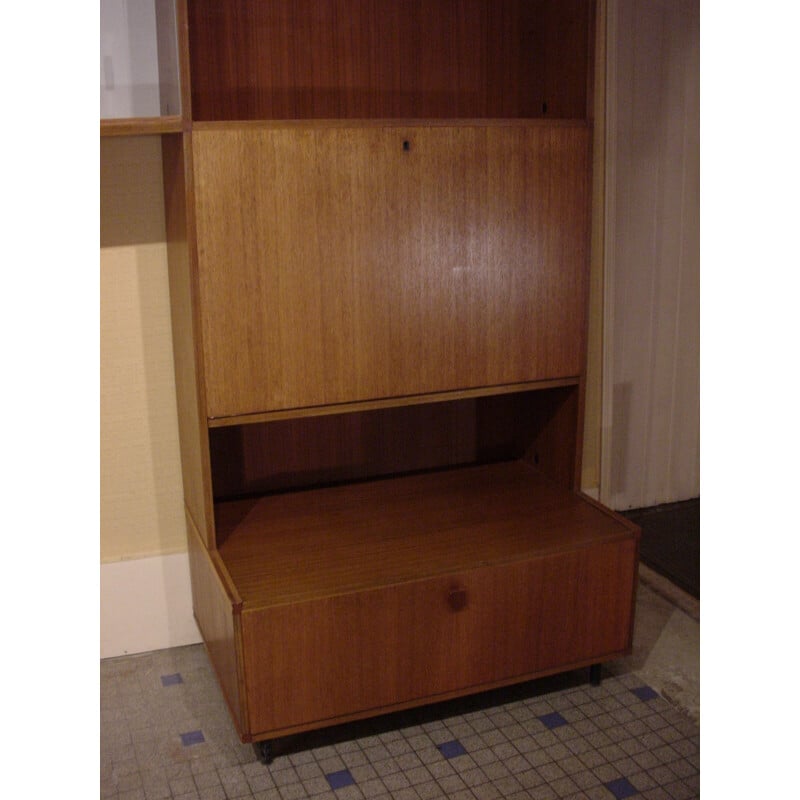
[326,769,355,790]
[438,739,468,759]
[606,777,639,798]
[538,711,569,730]
[631,686,659,702]
[179,730,205,747]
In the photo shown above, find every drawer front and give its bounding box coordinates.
[241,538,636,737]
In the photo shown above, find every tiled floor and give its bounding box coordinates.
[101,573,700,800]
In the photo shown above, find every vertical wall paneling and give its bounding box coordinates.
[602,0,700,510]
[581,0,606,495]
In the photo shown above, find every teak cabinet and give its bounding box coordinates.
[107,0,640,753]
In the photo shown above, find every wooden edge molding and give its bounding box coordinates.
[173,0,193,123]
[191,118,591,132]
[575,489,642,539]
[100,116,184,137]
[207,378,582,428]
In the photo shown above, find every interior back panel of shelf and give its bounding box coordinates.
[187,0,592,121]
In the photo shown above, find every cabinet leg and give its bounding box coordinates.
[589,663,602,686]
[255,740,273,765]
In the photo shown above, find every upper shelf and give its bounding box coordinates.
[101,1,594,134]
[187,0,595,122]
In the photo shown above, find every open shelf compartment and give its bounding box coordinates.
[194,387,640,741]
[206,385,638,611]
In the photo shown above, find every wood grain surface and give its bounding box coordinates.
[208,384,580,500]
[162,133,217,547]
[192,122,590,419]
[216,460,636,608]
[187,0,592,121]
[186,513,247,734]
[101,116,183,137]
[239,533,636,736]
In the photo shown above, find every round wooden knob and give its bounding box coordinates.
[448,587,467,612]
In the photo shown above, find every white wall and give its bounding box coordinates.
[602,0,700,510]
[101,553,201,658]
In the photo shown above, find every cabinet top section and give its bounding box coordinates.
[188,0,595,122]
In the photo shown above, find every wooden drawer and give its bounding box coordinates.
[239,537,636,738]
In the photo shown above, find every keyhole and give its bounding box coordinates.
[402,140,411,152]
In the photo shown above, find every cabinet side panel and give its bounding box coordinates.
[535,536,638,666]
[162,134,215,546]
[186,514,247,737]
[519,384,581,490]
[194,124,590,418]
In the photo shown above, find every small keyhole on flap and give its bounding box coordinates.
[403,140,411,152]
[534,452,540,465]
[542,102,548,115]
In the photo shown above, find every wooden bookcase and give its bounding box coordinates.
[107,0,640,757]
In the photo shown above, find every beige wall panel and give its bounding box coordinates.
[101,136,166,247]
[101,136,186,562]
[101,243,186,561]
[603,0,699,509]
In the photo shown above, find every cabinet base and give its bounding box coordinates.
[251,665,607,768]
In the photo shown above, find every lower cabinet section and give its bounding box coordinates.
[189,463,640,743]
[240,538,637,739]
